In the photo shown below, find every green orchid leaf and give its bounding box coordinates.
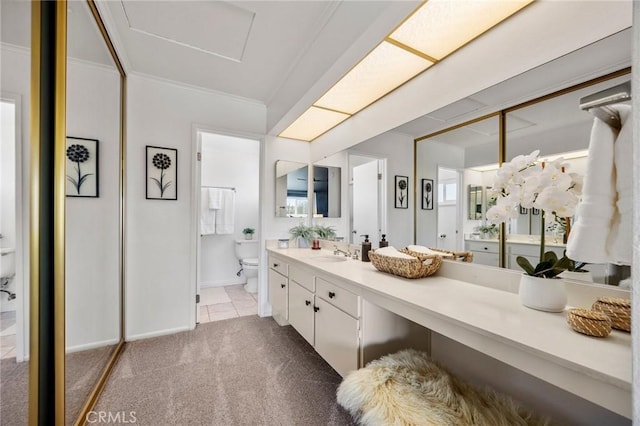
[543,251,558,265]
[516,256,535,276]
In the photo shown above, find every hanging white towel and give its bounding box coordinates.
[566,115,618,264]
[200,188,216,235]
[208,188,224,209]
[607,105,632,265]
[215,189,235,235]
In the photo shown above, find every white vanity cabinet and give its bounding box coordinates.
[507,242,565,270]
[285,265,361,377]
[268,255,289,326]
[465,240,499,266]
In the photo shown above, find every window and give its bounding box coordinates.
[438,181,457,204]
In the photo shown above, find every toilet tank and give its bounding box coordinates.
[234,239,259,260]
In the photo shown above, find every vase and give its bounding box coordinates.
[559,270,593,283]
[244,233,253,240]
[297,237,309,248]
[518,274,567,313]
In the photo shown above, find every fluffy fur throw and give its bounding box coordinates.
[337,349,547,426]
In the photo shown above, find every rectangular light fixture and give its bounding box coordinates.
[388,0,533,61]
[278,106,350,142]
[314,41,433,114]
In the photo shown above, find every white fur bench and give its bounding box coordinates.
[337,349,546,426]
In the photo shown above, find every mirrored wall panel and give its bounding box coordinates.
[275,160,309,218]
[65,1,122,422]
[312,152,343,218]
[415,115,499,266]
[504,74,631,285]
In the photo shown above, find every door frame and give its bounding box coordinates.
[190,124,263,327]
[348,153,387,244]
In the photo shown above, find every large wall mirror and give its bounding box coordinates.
[275,160,309,218]
[65,1,125,423]
[415,115,499,266]
[0,0,126,423]
[505,74,631,285]
[413,28,632,287]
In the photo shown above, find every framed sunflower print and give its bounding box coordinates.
[395,175,409,209]
[66,137,99,197]
[146,146,177,200]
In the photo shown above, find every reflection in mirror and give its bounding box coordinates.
[0,0,30,422]
[312,153,343,218]
[275,160,309,218]
[505,74,631,285]
[416,115,499,267]
[66,1,122,422]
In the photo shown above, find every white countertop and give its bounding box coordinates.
[268,247,631,416]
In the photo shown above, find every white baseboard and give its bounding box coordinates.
[126,325,191,342]
[66,338,120,354]
[200,277,245,288]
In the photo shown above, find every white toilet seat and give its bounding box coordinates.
[242,258,259,267]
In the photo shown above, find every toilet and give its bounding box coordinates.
[234,239,259,293]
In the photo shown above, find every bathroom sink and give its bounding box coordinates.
[312,255,349,263]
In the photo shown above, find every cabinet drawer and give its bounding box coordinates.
[509,243,564,258]
[269,256,289,276]
[472,252,499,267]
[465,240,498,253]
[316,277,359,317]
[290,265,314,292]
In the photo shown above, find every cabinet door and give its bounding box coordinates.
[268,269,288,326]
[314,298,359,377]
[288,280,314,346]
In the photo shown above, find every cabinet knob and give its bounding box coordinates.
[305,300,311,306]
[483,247,488,250]
[273,263,279,268]
[328,291,336,299]
[280,283,286,289]
[313,306,319,313]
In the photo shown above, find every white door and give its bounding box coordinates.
[314,298,359,377]
[436,168,461,251]
[352,160,379,243]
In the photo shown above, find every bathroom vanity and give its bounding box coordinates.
[267,247,631,423]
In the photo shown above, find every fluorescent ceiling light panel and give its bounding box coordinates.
[389,0,533,60]
[314,41,433,114]
[279,107,350,142]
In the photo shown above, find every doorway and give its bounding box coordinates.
[436,167,461,251]
[349,154,386,244]
[194,131,260,325]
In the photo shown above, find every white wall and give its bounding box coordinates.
[65,59,121,351]
[200,133,259,287]
[1,100,17,313]
[1,44,30,361]
[348,131,414,248]
[416,141,464,247]
[126,74,266,340]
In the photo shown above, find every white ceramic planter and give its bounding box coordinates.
[244,233,253,240]
[559,270,593,283]
[519,274,567,313]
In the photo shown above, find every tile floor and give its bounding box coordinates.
[1,311,17,359]
[199,284,258,324]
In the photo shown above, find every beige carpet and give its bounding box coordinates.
[94,316,356,425]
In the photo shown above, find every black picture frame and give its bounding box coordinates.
[519,205,528,215]
[421,178,434,210]
[66,137,99,198]
[395,175,409,209]
[146,146,178,200]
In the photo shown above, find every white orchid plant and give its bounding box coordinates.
[486,150,583,278]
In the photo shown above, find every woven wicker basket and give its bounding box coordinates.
[404,247,474,263]
[567,308,612,337]
[592,297,631,332]
[368,250,442,279]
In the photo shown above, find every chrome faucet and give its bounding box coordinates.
[333,245,350,257]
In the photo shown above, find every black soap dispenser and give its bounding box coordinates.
[361,235,372,262]
[379,234,389,248]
